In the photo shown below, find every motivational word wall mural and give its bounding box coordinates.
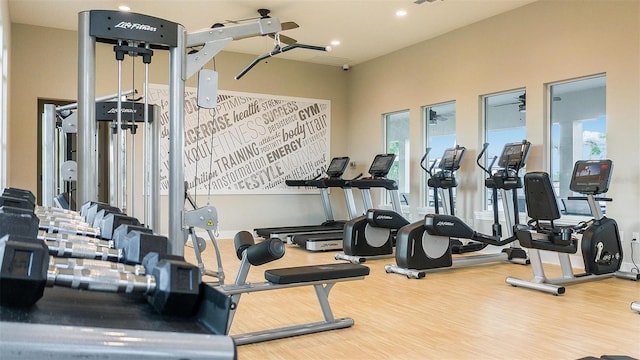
[148,84,330,194]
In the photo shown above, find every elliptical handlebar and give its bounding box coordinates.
[476,143,497,176]
[420,147,434,175]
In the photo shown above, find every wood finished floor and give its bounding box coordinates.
[185,238,640,360]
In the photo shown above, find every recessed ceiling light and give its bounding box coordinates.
[396,9,407,17]
[118,5,131,11]
[331,40,341,46]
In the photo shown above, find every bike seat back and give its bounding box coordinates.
[524,172,561,221]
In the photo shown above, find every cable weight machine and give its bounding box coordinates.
[2,9,334,357]
[77,9,329,257]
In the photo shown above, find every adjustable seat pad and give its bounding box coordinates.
[264,263,370,284]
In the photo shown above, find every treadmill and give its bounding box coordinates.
[254,157,355,242]
[292,154,397,252]
[350,153,399,215]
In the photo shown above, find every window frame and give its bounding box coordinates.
[382,109,411,206]
[548,74,607,216]
[422,101,457,210]
[481,88,527,212]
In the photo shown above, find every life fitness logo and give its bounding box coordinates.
[115,21,157,32]
[436,221,454,227]
[107,108,137,114]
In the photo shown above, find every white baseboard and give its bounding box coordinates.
[620,262,640,274]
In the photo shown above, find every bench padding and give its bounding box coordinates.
[264,263,369,284]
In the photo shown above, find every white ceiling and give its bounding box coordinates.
[7,0,536,67]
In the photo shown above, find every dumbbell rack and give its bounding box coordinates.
[0,192,236,358]
[0,285,236,359]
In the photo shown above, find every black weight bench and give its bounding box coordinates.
[265,262,370,284]
[198,232,370,345]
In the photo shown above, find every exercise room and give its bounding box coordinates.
[0,0,638,359]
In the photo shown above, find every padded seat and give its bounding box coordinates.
[517,172,579,253]
[265,263,370,284]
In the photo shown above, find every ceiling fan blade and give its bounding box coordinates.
[279,34,298,45]
[269,33,298,45]
[281,21,299,31]
[494,102,520,107]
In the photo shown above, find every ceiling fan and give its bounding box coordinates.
[231,8,330,80]
[202,8,328,79]
[428,109,452,125]
[495,93,526,112]
[212,8,300,45]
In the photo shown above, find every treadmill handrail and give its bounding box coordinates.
[349,178,398,190]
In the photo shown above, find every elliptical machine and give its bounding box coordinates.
[424,146,488,254]
[336,147,469,264]
[505,159,639,295]
[425,146,466,217]
[385,141,531,279]
[335,154,406,264]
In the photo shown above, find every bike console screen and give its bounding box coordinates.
[498,141,531,169]
[439,146,466,171]
[569,159,613,195]
[368,154,396,178]
[325,157,350,178]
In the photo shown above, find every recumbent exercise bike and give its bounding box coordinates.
[505,159,639,295]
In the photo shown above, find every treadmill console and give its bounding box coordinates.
[286,156,349,187]
[368,154,396,178]
[498,140,531,170]
[439,146,466,171]
[569,159,613,195]
[325,157,350,178]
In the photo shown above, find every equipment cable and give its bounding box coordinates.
[130,46,136,217]
[193,95,201,205]
[114,40,123,209]
[206,57,217,205]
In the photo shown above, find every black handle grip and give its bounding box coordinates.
[420,147,432,173]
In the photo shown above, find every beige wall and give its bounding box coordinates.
[347,0,639,265]
[7,1,640,268]
[8,23,350,233]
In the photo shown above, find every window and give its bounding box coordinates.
[483,89,527,211]
[424,101,457,209]
[549,75,606,215]
[384,110,410,204]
